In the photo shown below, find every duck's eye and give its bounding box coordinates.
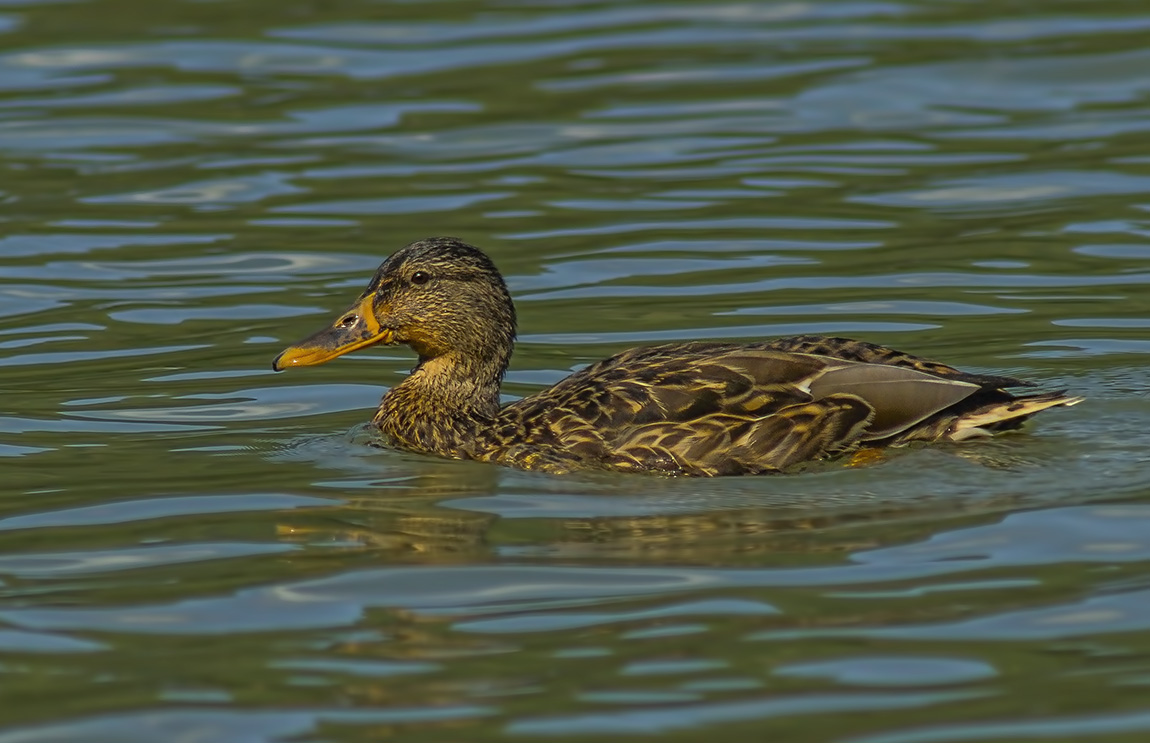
[410,271,431,286]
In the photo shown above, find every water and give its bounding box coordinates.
[2,0,1150,740]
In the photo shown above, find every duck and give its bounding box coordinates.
[272,237,1081,476]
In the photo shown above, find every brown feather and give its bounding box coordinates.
[274,238,1082,476]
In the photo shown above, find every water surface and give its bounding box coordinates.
[2,0,1150,741]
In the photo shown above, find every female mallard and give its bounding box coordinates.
[273,237,1080,476]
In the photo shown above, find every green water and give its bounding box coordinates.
[2,0,1150,740]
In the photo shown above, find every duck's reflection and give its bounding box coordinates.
[272,448,1029,565]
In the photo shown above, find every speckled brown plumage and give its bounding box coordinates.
[273,237,1082,476]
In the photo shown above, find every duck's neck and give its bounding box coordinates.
[375,349,509,458]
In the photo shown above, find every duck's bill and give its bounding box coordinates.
[271,296,395,371]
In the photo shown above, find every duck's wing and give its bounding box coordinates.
[760,335,1034,389]
[759,336,1081,444]
[506,342,988,475]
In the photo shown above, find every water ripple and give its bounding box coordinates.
[2,0,1150,739]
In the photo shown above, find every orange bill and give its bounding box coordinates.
[272,295,395,371]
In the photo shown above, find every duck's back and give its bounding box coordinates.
[479,335,1070,476]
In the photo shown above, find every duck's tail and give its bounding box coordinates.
[946,390,1083,442]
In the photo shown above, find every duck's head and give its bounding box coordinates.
[272,237,517,375]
